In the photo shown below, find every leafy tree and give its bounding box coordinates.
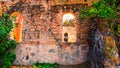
[0,13,17,68]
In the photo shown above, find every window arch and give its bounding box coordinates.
[62,13,76,43]
[62,13,75,26]
[10,12,23,42]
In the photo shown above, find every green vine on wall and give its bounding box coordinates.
[81,0,117,19]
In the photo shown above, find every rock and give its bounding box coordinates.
[26,55,29,60]
[49,49,55,53]
[81,46,87,51]
[31,52,36,57]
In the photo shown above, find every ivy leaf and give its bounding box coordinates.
[0,26,7,37]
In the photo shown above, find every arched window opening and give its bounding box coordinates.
[62,13,75,27]
[10,12,23,42]
[62,13,76,43]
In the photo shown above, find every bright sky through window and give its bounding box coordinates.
[62,13,74,23]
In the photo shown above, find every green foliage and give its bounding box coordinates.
[33,65,37,68]
[18,65,22,68]
[117,5,120,11]
[117,24,120,36]
[0,13,18,68]
[3,52,16,68]
[80,0,117,19]
[33,62,60,68]
[63,19,75,26]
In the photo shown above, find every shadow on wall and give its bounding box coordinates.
[60,61,91,68]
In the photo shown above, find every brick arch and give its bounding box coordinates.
[10,12,23,42]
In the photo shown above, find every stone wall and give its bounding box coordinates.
[11,2,90,65]
[14,44,89,65]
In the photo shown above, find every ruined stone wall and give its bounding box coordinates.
[11,2,89,65]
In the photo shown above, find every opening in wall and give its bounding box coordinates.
[62,13,76,43]
[10,12,23,42]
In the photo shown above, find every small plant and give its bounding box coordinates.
[63,19,75,27]
[33,62,60,68]
[18,65,22,68]
[33,65,37,68]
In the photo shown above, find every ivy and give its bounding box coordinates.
[0,13,18,68]
[80,0,117,19]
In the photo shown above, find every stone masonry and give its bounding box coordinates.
[9,0,90,65]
